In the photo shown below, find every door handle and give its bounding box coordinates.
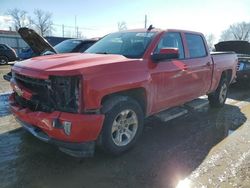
[182,65,187,71]
[206,62,211,66]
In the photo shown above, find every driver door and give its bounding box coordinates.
[150,32,189,113]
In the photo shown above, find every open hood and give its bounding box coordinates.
[215,41,250,55]
[18,27,57,55]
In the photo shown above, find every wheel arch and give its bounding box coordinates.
[101,87,147,116]
[221,69,233,84]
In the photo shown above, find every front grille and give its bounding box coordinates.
[14,93,53,112]
[13,73,80,113]
[15,73,49,87]
[14,73,52,112]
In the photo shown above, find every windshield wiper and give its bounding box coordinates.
[95,52,109,54]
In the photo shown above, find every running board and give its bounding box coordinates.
[155,97,208,122]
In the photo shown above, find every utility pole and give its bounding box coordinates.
[75,15,77,38]
[144,14,147,29]
[62,24,64,37]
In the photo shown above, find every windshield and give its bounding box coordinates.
[54,40,82,53]
[85,31,156,58]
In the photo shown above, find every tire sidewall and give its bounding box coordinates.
[208,77,228,108]
[217,78,228,105]
[0,56,8,65]
[101,98,144,155]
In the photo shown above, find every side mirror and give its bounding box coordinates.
[151,48,179,61]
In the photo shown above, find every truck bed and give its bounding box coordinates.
[210,52,238,91]
[210,51,235,55]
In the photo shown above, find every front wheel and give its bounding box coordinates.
[0,56,8,65]
[100,96,144,155]
[208,77,228,108]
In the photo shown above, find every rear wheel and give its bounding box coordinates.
[100,96,144,155]
[208,77,228,108]
[0,56,8,65]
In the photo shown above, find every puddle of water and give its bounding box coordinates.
[0,93,11,117]
[0,131,23,187]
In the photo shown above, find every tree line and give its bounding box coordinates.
[6,8,53,36]
[205,21,250,51]
[5,8,250,45]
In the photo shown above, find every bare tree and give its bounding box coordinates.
[220,21,250,41]
[31,9,53,36]
[117,21,127,31]
[205,34,216,51]
[6,8,31,31]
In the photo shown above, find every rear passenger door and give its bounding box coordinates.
[183,33,213,98]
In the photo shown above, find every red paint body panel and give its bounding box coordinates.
[10,95,104,142]
[210,53,238,91]
[160,48,179,54]
[10,29,238,143]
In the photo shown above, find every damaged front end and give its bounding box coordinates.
[12,72,81,113]
[9,72,104,157]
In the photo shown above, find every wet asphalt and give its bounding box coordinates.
[186,103,250,188]
[1,64,250,188]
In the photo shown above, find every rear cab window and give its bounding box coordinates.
[185,33,207,58]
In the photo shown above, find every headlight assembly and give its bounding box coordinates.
[50,76,81,113]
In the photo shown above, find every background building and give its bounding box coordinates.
[0,29,72,54]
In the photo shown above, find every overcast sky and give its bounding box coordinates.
[0,0,250,41]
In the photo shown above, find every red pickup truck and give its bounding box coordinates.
[9,28,238,157]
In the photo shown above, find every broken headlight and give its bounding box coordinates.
[50,76,81,113]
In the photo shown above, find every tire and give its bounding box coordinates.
[99,96,144,155]
[208,77,228,108]
[0,56,8,65]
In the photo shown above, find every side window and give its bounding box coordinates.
[155,32,184,59]
[185,33,207,58]
[79,42,95,52]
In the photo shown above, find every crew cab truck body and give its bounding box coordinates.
[9,29,238,157]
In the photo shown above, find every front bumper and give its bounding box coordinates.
[10,95,105,157]
[16,118,96,157]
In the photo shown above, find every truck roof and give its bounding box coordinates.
[118,28,204,36]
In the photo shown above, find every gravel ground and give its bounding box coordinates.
[0,64,12,93]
